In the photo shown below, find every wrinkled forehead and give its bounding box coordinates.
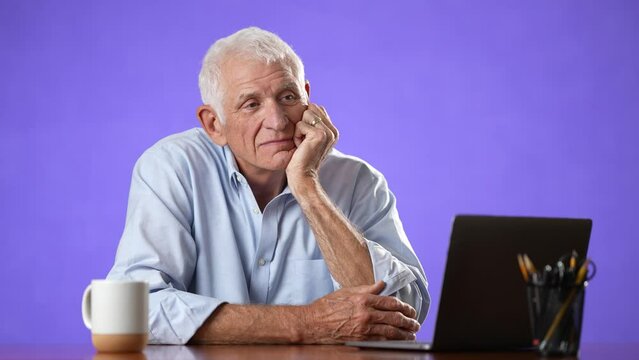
[220,54,302,92]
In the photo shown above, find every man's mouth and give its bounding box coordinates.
[260,138,294,147]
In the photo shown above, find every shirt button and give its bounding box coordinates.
[258,258,266,266]
[253,208,260,214]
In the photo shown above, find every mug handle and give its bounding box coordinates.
[81,284,92,330]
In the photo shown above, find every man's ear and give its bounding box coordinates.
[304,80,310,100]
[197,105,227,146]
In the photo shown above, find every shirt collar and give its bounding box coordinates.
[222,145,244,188]
[222,145,293,198]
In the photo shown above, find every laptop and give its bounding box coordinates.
[346,215,592,351]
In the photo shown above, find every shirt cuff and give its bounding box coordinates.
[365,239,417,296]
[148,288,225,345]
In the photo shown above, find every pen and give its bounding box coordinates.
[542,265,552,286]
[556,260,565,286]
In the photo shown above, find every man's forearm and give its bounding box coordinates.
[190,303,307,344]
[292,178,375,288]
[190,282,420,344]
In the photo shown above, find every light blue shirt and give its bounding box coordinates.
[107,128,429,344]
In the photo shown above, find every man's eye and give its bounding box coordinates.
[244,101,259,109]
[281,94,298,102]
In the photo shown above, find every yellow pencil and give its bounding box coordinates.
[523,254,538,274]
[517,254,529,283]
[569,250,577,270]
[575,259,589,284]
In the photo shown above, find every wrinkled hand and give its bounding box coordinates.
[301,281,420,344]
[286,103,338,187]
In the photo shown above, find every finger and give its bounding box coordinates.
[304,106,336,163]
[315,105,334,131]
[296,114,334,153]
[295,117,327,143]
[369,309,421,332]
[321,118,338,146]
[310,103,328,122]
[305,104,328,128]
[367,324,417,341]
[309,104,338,143]
[367,295,417,319]
[302,107,323,127]
[293,121,304,147]
[299,111,328,137]
[361,335,387,341]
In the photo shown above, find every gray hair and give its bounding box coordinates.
[198,27,306,123]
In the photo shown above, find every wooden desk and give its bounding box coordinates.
[0,343,635,360]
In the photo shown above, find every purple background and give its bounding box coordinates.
[1,0,637,345]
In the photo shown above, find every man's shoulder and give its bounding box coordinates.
[140,128,222,162]
[322,149,385,182]
[320,149,391,210]
[133,128,228,180]
[144,128,215,153]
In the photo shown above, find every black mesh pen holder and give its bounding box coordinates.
[527,283,586,356]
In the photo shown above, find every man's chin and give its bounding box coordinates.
[264,151,294,171]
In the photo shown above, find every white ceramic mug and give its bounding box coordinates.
[82,280,149,352]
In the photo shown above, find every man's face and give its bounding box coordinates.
[219,58,307,175]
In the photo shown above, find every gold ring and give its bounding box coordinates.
[310,116,321,127]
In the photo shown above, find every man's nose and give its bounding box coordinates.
[261,100,289,130]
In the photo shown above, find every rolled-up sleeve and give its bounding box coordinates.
[107,147,223,344]
[366,239,428,323]
[348,163,430,324]
[147,289,222,344]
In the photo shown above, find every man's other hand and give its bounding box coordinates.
[301,281,420,343]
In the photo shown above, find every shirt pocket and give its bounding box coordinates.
[285,259,335,304]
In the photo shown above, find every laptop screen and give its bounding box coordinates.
[432,215,591,351]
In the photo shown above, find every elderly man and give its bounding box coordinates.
[107,27,429,345]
